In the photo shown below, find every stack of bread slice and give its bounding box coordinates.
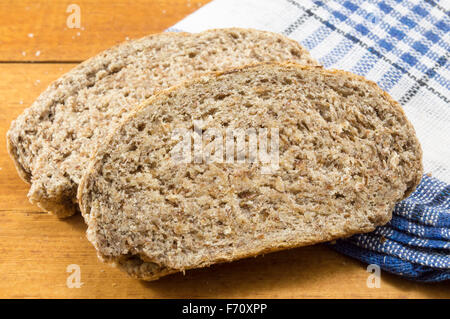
[7,28,423,280]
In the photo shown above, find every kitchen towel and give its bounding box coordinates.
[168,0,450,282]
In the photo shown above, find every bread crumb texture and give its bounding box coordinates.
[78,63,423,280]
[7,28,317,217]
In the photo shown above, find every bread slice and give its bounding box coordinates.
[78,62,423,281]
[7,28,317,217]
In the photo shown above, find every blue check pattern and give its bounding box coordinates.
[170,0,450,281]
[283,0,449,102]
[334,176,450,282]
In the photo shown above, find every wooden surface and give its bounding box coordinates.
[0,0,448,299]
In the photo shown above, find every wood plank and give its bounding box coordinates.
[1,64,448,298]
[1,210,448,299]
[0,0,211,62]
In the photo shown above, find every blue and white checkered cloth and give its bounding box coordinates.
[169,0,450,282]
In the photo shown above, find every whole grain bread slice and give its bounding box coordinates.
[7,28,318,217]
[78,62,423,281]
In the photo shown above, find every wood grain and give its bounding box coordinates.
[0,0,210,61]
[0,1,448,299]
[1,209,448,299]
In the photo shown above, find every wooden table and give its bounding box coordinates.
[0,0,448,299]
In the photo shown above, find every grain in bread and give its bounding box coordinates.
[7,28,317,217]
[78,62,423,280]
